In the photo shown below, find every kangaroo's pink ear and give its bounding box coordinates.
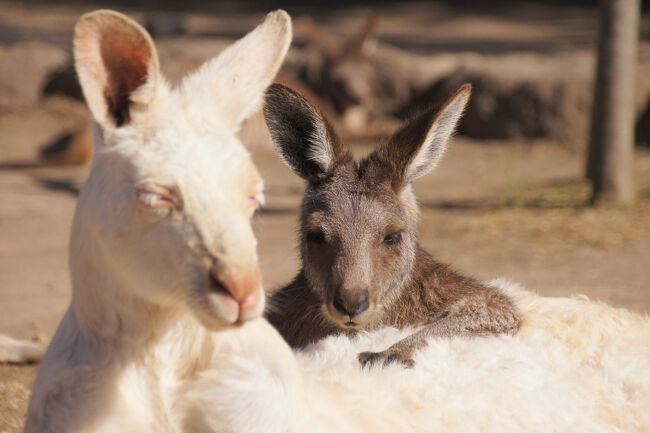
[375,84,471,190]
[179,10,292,132]
[74,10,161,129]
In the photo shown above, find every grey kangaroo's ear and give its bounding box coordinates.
[376,83,471,190]
[74,10,161,130]
[264,84,349,182]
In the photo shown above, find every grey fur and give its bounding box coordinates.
[264,83,521,368]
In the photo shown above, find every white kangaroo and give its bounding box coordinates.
[22,9,650,433]
[23,10,295,433]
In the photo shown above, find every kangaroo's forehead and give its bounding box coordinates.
[320,157,391,192]
[109,121,259,195]
[303,178,405,230]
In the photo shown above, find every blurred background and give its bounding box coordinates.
[1,1,649,429]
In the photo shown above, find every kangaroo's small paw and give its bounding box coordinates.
[358,350,415,369]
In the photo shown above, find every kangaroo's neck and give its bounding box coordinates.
[68,218,193,350]
[267,271,347,348]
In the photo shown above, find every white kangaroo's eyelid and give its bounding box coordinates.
[135,185,179,209]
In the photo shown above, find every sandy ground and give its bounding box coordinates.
[1,2,649,431]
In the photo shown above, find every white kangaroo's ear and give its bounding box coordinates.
[378,83,471,189]
[180,10,292,131]
[264,84,350,182]
[74,10,161,130]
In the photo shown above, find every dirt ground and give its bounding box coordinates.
[1,1,649,432]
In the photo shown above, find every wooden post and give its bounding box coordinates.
[586,0,640,204]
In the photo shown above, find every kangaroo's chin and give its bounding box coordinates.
[323,303,375,330]
[188,285,265,330]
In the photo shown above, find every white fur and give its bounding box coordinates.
[178,10,291,132]
[197,280,649,433]
[293,280,650,432]
[305,111,333,172]
[406,86,470,182]
[23,10,292,433]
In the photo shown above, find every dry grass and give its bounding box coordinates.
[0,378,30,433]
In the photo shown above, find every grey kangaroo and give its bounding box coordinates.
[264,83,521,367]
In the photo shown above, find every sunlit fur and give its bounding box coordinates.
[265,84,520,367]
[23,9,292,432]
[289,280,650,433]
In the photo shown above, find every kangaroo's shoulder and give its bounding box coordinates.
[387,246,491,318]
[411,246,484,292]
[403,246,520,327]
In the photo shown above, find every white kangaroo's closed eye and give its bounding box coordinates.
[135,184,181,211]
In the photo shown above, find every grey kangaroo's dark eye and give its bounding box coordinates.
[383,232,402,246]
[306,231,326,244]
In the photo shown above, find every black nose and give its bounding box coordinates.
[333,290,370,317]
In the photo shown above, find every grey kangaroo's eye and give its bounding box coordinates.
[306,231,326,244]
[383,232,402,246]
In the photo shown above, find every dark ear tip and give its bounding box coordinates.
[266,83,300,99]
[264,84,289,117]
[266,82,289,94]
[265,83,288,102]
[264,83,304,109]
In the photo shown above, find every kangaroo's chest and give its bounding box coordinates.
[28,361,182,433]
[113,363,182,433]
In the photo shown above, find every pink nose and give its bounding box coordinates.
[211,267,261,314]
